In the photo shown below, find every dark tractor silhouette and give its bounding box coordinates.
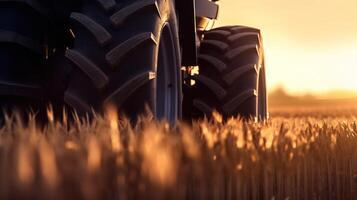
[0,0,267,122]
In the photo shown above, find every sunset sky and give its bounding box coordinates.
[216,0,357,94]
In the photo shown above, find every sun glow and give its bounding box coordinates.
[217,0,357,94]
[265,41,357,94]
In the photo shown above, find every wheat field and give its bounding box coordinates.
[0,106,357,200]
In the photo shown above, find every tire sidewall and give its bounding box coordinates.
[258,58,268,120]
[152,0,182,121]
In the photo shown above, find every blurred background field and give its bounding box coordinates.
[1,102,357,200]
[269,86,357,118]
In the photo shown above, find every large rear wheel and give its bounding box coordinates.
[63,0,182,122]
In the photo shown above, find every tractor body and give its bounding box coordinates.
[177,0,219,66]
[0,0,268,122]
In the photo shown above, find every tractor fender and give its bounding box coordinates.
[176,0,198,66]
[176,0,219,66]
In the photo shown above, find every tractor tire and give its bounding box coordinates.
[64,0,182,122]
[190,26,268,120]
[0,1,51,119]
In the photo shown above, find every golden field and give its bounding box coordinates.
[1,104,357,200]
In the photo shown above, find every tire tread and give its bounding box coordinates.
[105,32,157,68]
[0,29,42,54]
[70,12,112,47]
[66,49,109,89]
[104,71,156,106]
[110,0,161,27]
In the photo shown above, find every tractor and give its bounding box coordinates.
[0,0,267,122]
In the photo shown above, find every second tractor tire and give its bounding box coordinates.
[190,25,268,120]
